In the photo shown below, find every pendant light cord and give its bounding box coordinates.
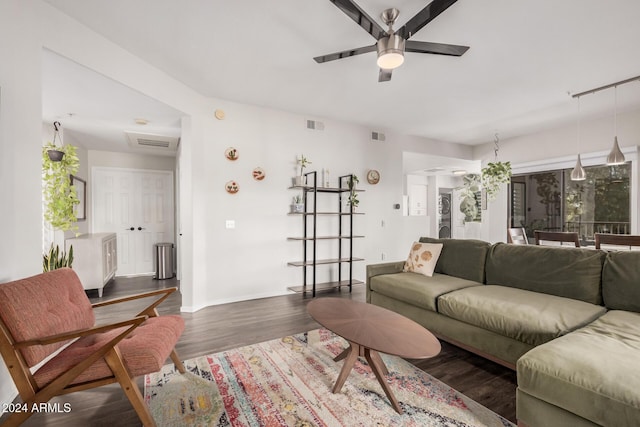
[614,85,618,136]
[494,132,500,162]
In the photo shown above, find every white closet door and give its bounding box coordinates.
[92,168,174,276]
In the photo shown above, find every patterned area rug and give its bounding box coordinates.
[144,329,514,426]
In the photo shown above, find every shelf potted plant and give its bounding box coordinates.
[291,195,305,213]
[347,174,360,211]
[294,154,311,186]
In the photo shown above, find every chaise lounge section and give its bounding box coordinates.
[367,237,640,427]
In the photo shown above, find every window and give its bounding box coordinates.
[510,163,631,243]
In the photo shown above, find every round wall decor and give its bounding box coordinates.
[252,167,265,181]
[225,180,239,194]
[225,147,238,161]
[367,169,380,184]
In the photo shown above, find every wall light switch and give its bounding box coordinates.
[225,220,235,229]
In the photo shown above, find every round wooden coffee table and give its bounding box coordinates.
[307,298,441,414]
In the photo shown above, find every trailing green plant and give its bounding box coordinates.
[42,141,80,232]
[43,243,74,272]
[347,174,360,209]
[481,161,512,202]
[458,173,481,222]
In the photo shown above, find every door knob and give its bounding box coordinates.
[138,227,146,231]
[126,227,134,231]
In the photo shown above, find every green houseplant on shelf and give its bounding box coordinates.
[42,128,80,271]
[294,154,312,186]
[347,174,360,211]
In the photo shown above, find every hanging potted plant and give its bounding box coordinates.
[481,161,512,201]
[294,154,311,186]
[46,121,65,161]
[481,133,512,202]
[42,126,80,272]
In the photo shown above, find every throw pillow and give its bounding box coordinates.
[403,242,443,277]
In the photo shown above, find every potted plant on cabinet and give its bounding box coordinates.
[294,154,311,186]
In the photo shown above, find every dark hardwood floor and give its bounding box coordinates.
[5,276,516,426]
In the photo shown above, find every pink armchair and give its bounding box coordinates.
[0,268,185,426]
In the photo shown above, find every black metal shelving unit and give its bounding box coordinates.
[287,171,364,297]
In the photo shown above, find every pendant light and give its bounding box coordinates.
[606,85,625,165]
[571,97,586,181]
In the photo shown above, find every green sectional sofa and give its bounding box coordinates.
[366,237,640,427]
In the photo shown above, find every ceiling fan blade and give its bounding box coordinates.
[329,0,387,40]
[405,40,469,56]
[314,44,377,63]
[378,68,392,82]
[396,0,459,40]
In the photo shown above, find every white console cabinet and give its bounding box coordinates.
[65,233,117,297]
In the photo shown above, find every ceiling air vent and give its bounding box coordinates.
[371,131,386,142]
[306,119,325,131]
[126,132,180,152]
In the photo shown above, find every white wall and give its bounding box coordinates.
[181,99,472,311]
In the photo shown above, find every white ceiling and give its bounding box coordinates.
[43,0,640,150]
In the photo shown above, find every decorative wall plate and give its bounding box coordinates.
[225,147,238,161]
[252,167,265,181]
[225,180,239,194]
[367,169,380,184]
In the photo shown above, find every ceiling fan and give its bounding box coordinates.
[314,0,469,82]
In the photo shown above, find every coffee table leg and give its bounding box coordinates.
[334,347,350,362]
[365,349,402,414]
[332,343,360,393]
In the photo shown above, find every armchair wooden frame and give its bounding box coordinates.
[594,233,640,250]
[534,231,580,247]
[0,286,185,427]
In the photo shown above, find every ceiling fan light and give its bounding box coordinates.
[376,35,405,70]
[606,136,626,165]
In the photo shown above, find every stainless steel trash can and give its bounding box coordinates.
[154,242,174,280]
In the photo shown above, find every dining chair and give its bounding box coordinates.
[594,233,640,250]
[534,231,580,247]
[507,227,529,244]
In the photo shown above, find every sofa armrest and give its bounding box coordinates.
[366,261,405,301]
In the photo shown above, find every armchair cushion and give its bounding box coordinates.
[33,315,184,388]
[0,268,94,367]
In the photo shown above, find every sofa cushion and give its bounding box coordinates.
[419,237,490,283]
[403,242,443,277]
[485,242,605,304]
[369,272,482,312]
[438,285,606,346]
[602,251,640,312]
[518,310,640,427]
